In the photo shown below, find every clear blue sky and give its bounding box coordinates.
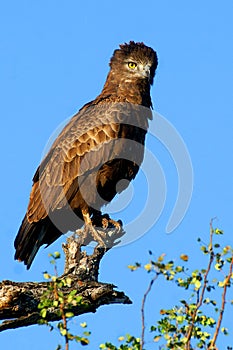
[1,1,233,348]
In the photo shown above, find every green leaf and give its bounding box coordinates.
[65,312,74,318]
[54,251,61,259]
[176,315,185,323]
[128,264,140,271]
[200,246,208,254]
[43,273,51,280]
[194,280,201,290]
[40,309,47,318]
[83,331,91,336]
[206,317,216,327]
[218,278,230,287]
[144,263,152,272]
[215,228,224,235]
[80,337,89,345]
[158,254,166,262]
[215,263,222,271]
[60,329,67,336]
[64,277,72,287]
[69,289,78,296]
[175,266,183,272]
[118,336,125,341]
[154,335,161,342]
[80,322,87,328]
[221,327,229,335]
[74,295,83,305]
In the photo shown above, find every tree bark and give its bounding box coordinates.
[0,226,131,332]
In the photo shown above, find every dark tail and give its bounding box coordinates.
[14,215,62,269]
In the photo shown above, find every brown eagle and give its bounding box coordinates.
[14,41,158,269]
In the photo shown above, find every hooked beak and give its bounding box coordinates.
[138,63,151,79]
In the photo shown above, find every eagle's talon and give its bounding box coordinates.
[108,218,122,231]
[99,215,123,231]
[101,217,109,229]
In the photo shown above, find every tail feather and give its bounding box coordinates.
[14,215,61,269]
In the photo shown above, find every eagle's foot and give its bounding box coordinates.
[91,212,122,231]
[81,210,124,248]
[100,217,124,248]
[107,218,122,231]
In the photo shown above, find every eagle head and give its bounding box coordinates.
[110,41,158,85]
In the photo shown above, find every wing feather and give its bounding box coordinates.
[27,102,150,222]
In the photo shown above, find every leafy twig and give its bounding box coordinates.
[209,254,233,348]
[185,220,215,349]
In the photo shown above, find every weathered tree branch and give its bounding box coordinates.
[0,225,131,332]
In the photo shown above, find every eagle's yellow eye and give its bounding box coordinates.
[128,62,137,69]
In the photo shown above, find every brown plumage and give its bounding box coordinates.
[14,41,158,268]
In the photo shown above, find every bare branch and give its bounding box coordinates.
[140,273,158,350]
[0,226,131,332]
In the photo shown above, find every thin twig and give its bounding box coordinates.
[140,273,158,350]
[51,258,69,349]
[209,254,233,348]
[52,279,69,350]
[62,305,69,350]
